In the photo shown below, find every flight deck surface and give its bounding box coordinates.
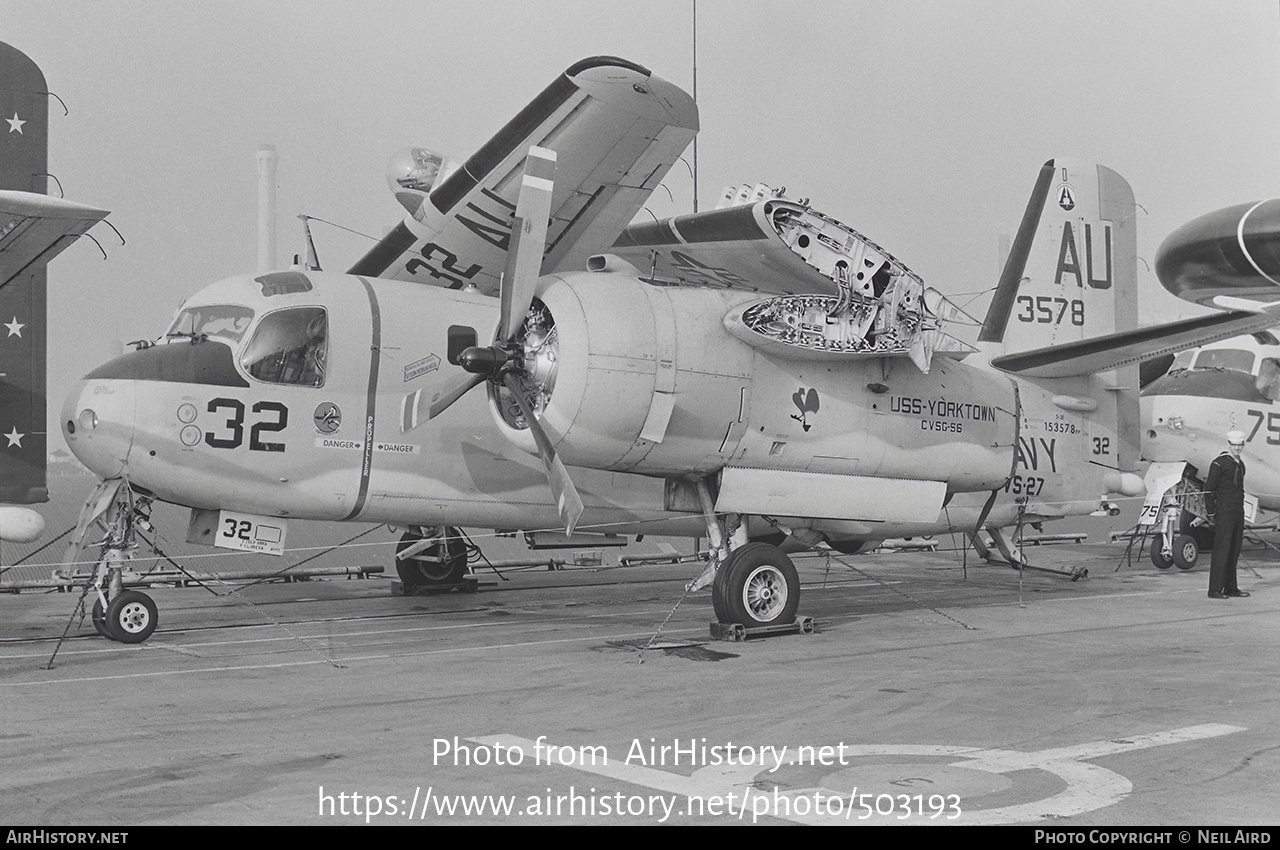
[2,542,1276,826]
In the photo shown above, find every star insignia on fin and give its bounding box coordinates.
[4,428,24,448]
[6,113,25,134]
[4,317,24,338]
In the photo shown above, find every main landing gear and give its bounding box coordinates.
[711,542,801,627]
[394,526,472,593]
[688,479,807,633]
[69,478,160,643]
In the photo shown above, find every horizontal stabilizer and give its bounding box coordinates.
[989,307,1280,378]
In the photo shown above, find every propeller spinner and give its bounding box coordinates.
[399,146,583,534]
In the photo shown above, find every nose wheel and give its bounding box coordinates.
[92,590,159,643]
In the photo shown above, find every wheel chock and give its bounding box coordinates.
[710,616,814,642]
[391,577,482,596]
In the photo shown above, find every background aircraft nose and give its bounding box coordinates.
[61,377,136,479]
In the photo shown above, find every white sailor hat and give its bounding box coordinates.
[1227,430,1246,445]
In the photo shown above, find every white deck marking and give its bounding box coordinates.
[471,725,1244,825]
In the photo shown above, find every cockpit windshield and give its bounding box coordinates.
[1193,348,1254,373]
[167,304,255,344]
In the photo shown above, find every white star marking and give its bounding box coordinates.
[4,317,24,338]
[6,113,25,134]
[4,428,23,448]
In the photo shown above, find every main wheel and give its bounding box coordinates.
[395,530,469,592]
[712,542,800,627]
[104,590,158,643]
[1172,533,1199,571]
[1149,536,1174,570]
[91,597,112,639]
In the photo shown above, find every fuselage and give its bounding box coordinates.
[1141,335,1280,506]
[62,269,1134,548]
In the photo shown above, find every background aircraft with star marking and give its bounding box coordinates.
[0,41,109,544]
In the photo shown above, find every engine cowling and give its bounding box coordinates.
[491,269,755,474]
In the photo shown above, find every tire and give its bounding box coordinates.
[712,542,800,627]
[395,530,469,591]
[104,590,158,643]
[1150,535,1173,570]
[91,597,113,639]
[1172,534,1199,571]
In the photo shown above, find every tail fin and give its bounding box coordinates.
[979,159,1138,353]
[0,42,51,504]
[982,158,1143,479]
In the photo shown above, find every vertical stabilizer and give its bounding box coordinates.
[980,159,1138,353]
[0,42,50,504]
[981,158,1142,475]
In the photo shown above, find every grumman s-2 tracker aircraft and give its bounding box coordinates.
[1140,201,1280,569]
[60,56,1279,644]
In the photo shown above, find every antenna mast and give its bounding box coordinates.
[692,0,698,212]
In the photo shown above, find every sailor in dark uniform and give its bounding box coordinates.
[1203,430,1251,599]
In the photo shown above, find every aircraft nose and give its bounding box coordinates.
[61,377,136,479]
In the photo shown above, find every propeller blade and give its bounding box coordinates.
[401,372,485,433]
[502,372,583,535]
[499,146,557,342]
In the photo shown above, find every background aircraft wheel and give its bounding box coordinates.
[104,590,158,643]
[1149,536,1174,570]
[395,530,469,592]
[90,597,114,640]
[712,542,800,627]
[1172,534,1199,571]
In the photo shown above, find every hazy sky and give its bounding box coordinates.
[4,0,1280,445]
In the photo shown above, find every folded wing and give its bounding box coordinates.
[349,56,698,292]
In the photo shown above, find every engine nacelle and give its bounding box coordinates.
[491,268,1017,496]
[385,147,461,217]
[493,270,754,473]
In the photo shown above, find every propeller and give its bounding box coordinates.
[399,145,583,534]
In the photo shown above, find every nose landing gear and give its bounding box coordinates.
[68,477,160,643]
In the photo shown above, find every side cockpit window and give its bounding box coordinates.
[168,305,255,344]
[241,307,327,387]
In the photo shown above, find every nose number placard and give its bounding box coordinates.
[216,510,287,556]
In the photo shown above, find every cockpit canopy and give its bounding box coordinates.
[167,304,254,345]
[166,302,328,388]
[1166,337,1280,401]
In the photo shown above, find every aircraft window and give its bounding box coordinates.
[447,325,477,364]
[167,305,255,344]
[1258,358,1280,401]
[1193,349,1253,373]
[255,271,313,296]
[1170,350,1195,372]
[241,307,327,387]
